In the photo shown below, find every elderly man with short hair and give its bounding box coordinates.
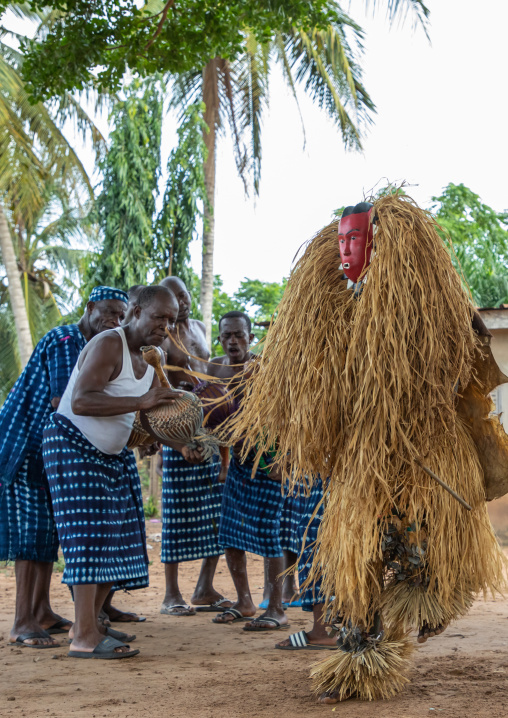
[42,285,182,659]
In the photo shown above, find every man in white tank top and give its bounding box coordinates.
[42,286,184,659]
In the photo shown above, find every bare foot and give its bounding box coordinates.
[417,622,447,643]
[160,602,196,616]
[191,590,231,607]
[318,690,340,704]
[9,620,59,647]
[98,609,112,627]
[104,605,146,623]
[276,630,336,648]
[36,611,72,633]
[70,628,133,654]
[318,689,355,704]
[212,602,256,624]
[244,609,289,631]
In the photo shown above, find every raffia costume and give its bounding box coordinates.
[219,193,508,701]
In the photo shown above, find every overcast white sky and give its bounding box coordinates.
[201,0,508,293]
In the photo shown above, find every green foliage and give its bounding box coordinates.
[0,181,95,401]
[0,290,20,399]
[86,78,163,290]
[16,1,347,100]
[172,16,378,199]
[143,494,159,519]
[153,102,208,287]
[431,183,508,308]
[211,275,287,355]
[52,553,65,573]
[235,277,287,322]
[0,20,101,397]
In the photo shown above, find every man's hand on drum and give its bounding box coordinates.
[138,442,160,458]
[181,445,206,464]
[138,386,183,411]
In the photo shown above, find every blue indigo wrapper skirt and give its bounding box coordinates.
[219,455,284,558]
[161,446,223,563]
[280,486,307,554]
[295,480,325,611]
[42,414,148,589]
[0,451,59,562]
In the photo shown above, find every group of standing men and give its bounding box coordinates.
[0,277,332,659]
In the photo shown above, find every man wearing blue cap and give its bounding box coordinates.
[0,286,128,648]
[42,285,183,659]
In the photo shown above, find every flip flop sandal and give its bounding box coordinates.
[160,604,196,617]
[46,618,73,635]
[11,631,59,649]
[212,608,251,624]
[105,627,136,643]
[275,630,338,650]
[109,612,146,623]
[194,598,233,613]
[243,617,290,632]
[68,635,139,660]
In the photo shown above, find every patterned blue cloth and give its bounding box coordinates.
[161,446,223,563]
[89,286,128,304]
[42,414,149,589]
[219,454,285,558]
[280,489,304,554]
[295,480,325,611]
[0,324,86,489]
[0,451,59,562]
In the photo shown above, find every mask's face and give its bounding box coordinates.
[338,210,374,283]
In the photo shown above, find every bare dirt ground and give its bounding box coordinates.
[1,502,508,718]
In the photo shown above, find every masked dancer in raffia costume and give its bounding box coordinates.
[220,192,508,703]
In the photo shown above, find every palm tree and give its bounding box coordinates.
[0,175,97,395]
[170,1,429,345]
[0,13,105,369]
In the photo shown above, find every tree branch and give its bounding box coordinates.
[145,0,176,50]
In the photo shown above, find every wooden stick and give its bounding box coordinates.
[141,346,171,388]
[415,460,472,511]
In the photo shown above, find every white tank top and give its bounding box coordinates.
[58,327,155,454]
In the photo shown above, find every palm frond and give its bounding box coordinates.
[169,71,203,117]
[0,302,21,401]
[272,32,306,147]
[279,21,376,150]
[50,92,108,160]
[232,34,270,194]
[366,0,430,38]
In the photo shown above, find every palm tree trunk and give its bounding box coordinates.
[200,59,220,350]
[0,202,32,367]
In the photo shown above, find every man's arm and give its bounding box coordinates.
[71,334,182,416]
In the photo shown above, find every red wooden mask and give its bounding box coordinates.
[338,205,374,283]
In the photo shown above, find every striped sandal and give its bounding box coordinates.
[275,630,337,650]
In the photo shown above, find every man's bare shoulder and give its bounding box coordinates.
[191,319,207,335]
[207,356,229,378]
[87,329,122,351]
[78,330,122,367]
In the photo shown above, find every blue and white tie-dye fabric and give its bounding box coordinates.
[219,454,284,558]
[0,451,59,563]
[161,446,223,563]
[280,488,306,554]
[0,324,86,489]
[42,414,149,589]
[294,480,325,611]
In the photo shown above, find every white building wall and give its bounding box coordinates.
[489,328,508,433]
